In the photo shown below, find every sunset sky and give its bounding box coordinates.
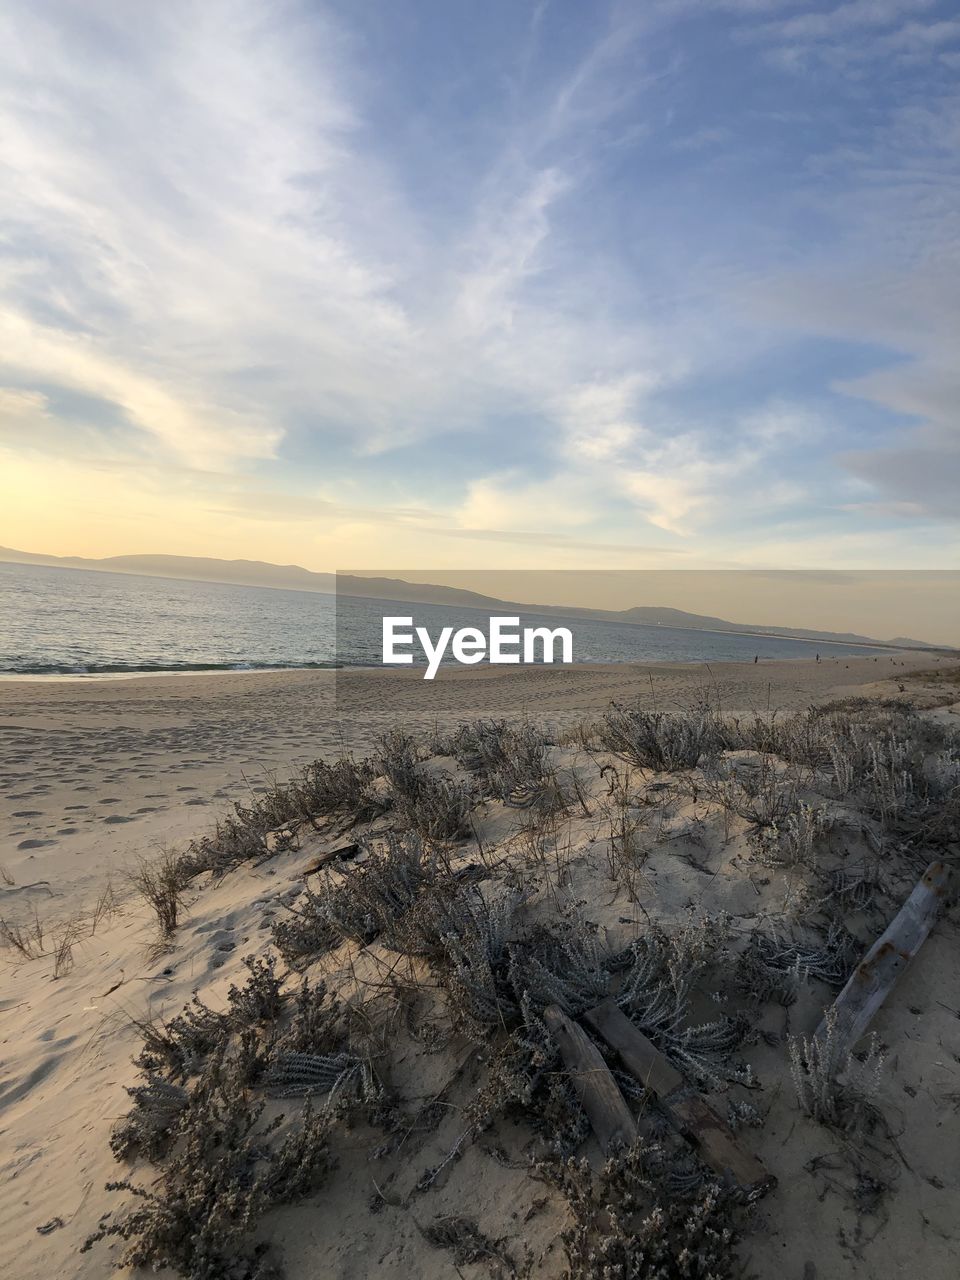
[1,0,958,571]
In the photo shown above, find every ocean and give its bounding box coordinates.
[0,560,906,677]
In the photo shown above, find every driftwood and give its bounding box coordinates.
[815,859,950,1062]
[583,1000,776,1199]
[300,843,361,876]
[543,1004,637,1153]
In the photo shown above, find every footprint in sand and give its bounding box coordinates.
[0,1056,62,1109]
[12,810,42,818]
[184,797,207,806]
[57,827,78,835]
[17,838,57,849]
[37,1029,77,1047]
[99,797,121,805]
[103,815,133,825]
[64,805,88,811]
[135,806,158,814]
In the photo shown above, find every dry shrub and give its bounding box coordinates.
[272,832,451,965]
[790,1009,885,1134]
[87,1057,335,1279]
[91,950,383,1279]
[379,729,477,839]
[450,718,567,815]
[544,1141,740,1280]
[615,916,751,1089]
[599,702,716,772]
[180,755,384,878]
[735,922,855,1007]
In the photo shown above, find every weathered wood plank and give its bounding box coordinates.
[583,999,684,1096]
[584,999,776,1199]
[814,859,950,1064]
[543,1004,637,1154]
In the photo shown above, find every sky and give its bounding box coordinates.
[1,0,958,573]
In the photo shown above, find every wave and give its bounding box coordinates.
[0,658,347,676]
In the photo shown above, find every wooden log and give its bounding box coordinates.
[543,1004,637,1154]
[583,999,776,1199]
[814,859,950,1063]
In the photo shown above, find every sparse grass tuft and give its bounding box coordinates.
[129,851,189,941]
[701,754,805,831]
[50,922,78,979]
[601,768,648,900]
[0,911,44,960]
[89,878,122,935]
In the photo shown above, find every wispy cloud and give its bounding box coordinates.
[0,0,957,565]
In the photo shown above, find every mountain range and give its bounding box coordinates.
[0,545,948,650]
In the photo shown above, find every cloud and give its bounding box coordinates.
[0,386,49,429]
[0,0,957,568]
[760,0,939,42]
[458,472,604,532]
[842,433,960,519]
[454,168,571,338]
[619,441,757,534]
[0,0,673,468]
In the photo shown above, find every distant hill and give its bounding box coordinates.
[0,545,950,651]
[0,547,338,593]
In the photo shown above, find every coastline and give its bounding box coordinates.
[2,635,947,682]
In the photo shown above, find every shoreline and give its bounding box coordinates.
[1,643,955,684]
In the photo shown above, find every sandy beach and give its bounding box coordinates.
[2,652,959,1280]
[6,3,960,1275]
[1,653,948,907]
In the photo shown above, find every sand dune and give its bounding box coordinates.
[1,653,958,1280]
[1,654,947,908]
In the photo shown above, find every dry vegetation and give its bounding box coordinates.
[7,690,960,1279]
